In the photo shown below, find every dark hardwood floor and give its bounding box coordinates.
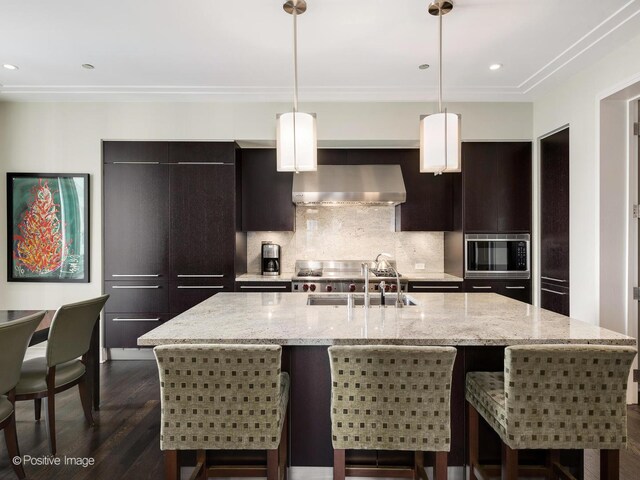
[0,361,639,479]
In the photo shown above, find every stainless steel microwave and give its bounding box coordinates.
[465,234,530,279]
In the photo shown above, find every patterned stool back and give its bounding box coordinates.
[328,345,457,452]
[154,344,286,451]
[504,344,637,449]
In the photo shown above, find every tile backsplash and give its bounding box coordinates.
[247,206,444,274]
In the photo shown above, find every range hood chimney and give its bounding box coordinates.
[292,164,406,206]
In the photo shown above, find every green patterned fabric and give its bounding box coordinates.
[328,345,457,452]
[466,344,637,450]
[154,344,289,451]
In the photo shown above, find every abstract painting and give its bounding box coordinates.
[7,173,89,282]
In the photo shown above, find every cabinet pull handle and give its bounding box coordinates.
[112,161,161,165]
[472,286,492,290]
[412,285,460,290]
[240,285,287,289]
[505,286,525,290]
[177,285,224,289]
[176,162,234,165]
[112,285,160,289]
[541,276,568,283]
[177,274,224,278]
[112,274,160,278]
[541,287,567,296]
[112,317,161,322]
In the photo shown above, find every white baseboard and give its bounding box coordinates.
[107,348,155,360]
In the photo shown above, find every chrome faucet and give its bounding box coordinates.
[374,253,405,308]
[379,280,386,306]
[362,262,371,308]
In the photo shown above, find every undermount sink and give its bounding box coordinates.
[306,294,417,307]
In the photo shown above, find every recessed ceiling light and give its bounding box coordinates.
[81,64,95,70]
[418,64,430,70]
[489,63,503,71]
[3,64,19,70]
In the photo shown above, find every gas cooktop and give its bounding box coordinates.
[292,260,406,293]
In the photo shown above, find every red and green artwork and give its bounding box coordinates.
[8,173,89,282]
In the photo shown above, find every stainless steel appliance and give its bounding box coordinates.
[465,234,530,279]
[292,260,408,293]
[261,242,281,276]
[292,165,407,206]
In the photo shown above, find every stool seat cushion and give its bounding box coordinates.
[465,372,507,439]
[15,357,85,396]
[0,396,13,424]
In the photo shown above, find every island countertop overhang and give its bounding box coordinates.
[137,292,635,347]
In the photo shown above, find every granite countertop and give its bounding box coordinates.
[235,273,294,282]
[138,292,635,347]
[235,273,463,282]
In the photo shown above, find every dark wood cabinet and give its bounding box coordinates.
[407,281,463,293]
[103,163,170,279]
[540,282,569,316]
[103,141,243,347]
[540,129,570,314]
[241,150,295,232]
[235,281,292,292]
[464,279,531,304]
[169,159,238,314]
[463,142,532,233]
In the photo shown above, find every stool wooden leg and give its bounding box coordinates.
[600,450,619,480]
[501,442,518,480]
[196,449,207,480]
[546,449,560,480]
[163,450,179,480]
[267,449,279,480]
[414,451,425,480]
[334,449,346,480]
[434,451,448,480]
[468,402,479,480]
[34,398,41,422]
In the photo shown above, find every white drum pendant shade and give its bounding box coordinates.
[420,112,461,173]
[277,111,317,172]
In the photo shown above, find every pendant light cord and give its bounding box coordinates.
[438,5,443,114]
[292,4,299,171]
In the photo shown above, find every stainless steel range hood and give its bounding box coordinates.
[292,165,406,206]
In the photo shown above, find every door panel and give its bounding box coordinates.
[463,143,498,232]
[497,143,532,232]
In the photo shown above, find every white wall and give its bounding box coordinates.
[533,29,640,331]
[0,101,532,310]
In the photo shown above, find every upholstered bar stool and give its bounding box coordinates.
[154,344,289,480]
[466,344,637,480]
[328,345,457,480]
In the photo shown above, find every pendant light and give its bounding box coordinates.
[277,0,317,172]
[420,0,461,174]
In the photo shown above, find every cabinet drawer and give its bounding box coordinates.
[104,280,169,313]
[464,280,497,292]
[235,282,292,292]
[105,313,171,348]
[541,282,569,316]
[497,281,531,304]
[408,282,462,293]
[170,279,232,314]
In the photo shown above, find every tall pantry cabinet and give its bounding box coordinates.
[102,141,245,348]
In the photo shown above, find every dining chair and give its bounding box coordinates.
[0,311,46,479]
[328,345,457,480]
[14,295,109,455]
[466,344,637,480]
[154,343,289,480]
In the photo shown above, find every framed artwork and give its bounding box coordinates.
[7,172,90,283]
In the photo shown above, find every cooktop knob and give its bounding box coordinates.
[384,284,391,292]
[349,284,356,292]
[302,284,309,292]
[390,284,397,292]
[309,284,316,292]
[326,285,333,292]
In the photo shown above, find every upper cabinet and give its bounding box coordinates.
[463,142,532,233]
[169,142,236,164]
[241,149,295,232]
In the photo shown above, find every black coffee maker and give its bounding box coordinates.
[261,242,281,276]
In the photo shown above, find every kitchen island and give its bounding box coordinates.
[138,292,635,476]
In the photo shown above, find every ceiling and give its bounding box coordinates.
[1,0,640,102]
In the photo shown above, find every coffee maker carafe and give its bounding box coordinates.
[261,242,281,276]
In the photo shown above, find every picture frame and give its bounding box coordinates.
[7,172,90,283]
